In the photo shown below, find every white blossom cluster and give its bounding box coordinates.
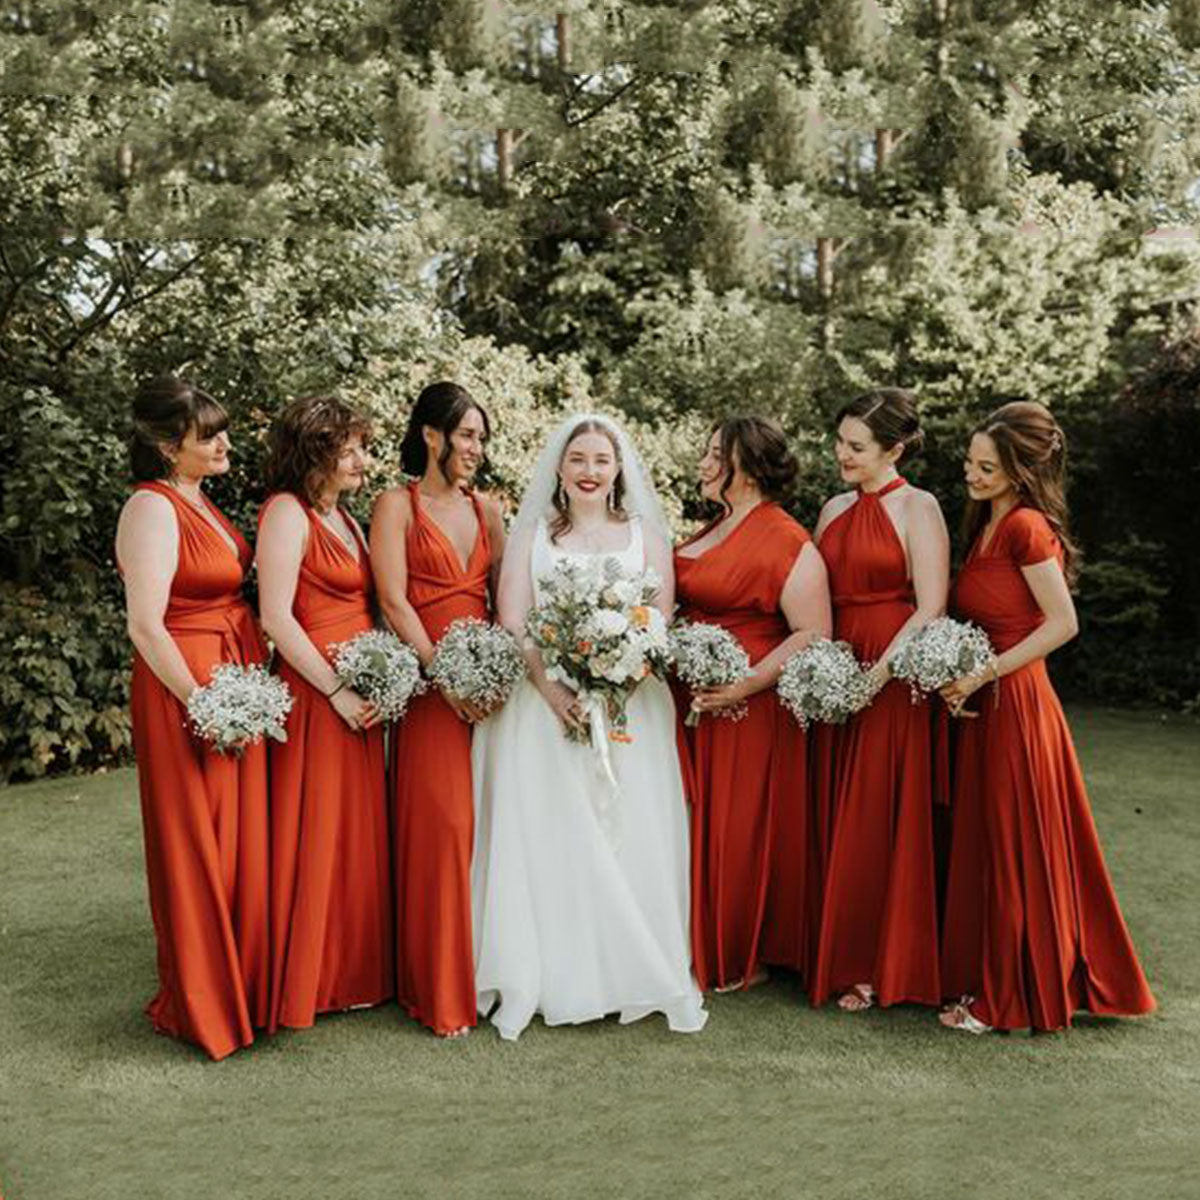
[777,638,871,730]
[187,663,293,755]
[889,617,996,700]
[429,618,526,711]
[669,620,753,726]
[526,557,672,742]
[328,629,425,723]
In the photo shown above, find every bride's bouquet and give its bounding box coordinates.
[777,638,871,730]
[187,663,293,754]
[889,617,995,701]
[429,617,526,713]
[526,556,672,744]
[670,620,754,726]
[328,629,425,722]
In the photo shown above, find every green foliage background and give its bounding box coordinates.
[2,0,1199,779]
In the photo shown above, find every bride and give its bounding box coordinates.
[472,414,708,1040]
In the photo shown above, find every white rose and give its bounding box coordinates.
[589,609,630,639]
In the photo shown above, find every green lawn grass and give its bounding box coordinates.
[1,706,1197,1200]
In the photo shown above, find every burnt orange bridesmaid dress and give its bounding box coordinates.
[264,496,393,1032]
[811,477,941,1008]
[389,483,492,1033]
[676,503,814,990]
[941,507,1155,1030]
[127,481,269,1060]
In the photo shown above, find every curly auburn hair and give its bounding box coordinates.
[262,396,371,505]
[963,400,1080,586]
[712,415,799,509]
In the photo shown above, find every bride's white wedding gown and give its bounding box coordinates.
[471,517,708,1040]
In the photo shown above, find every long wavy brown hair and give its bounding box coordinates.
[263,396,372,506]
[962,400,1080,585]
[550,419,628,543]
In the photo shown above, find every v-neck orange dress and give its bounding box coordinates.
[262,495,393,1032]
[941,506,1155,1029]
[675,502,814,990]
[126,481,270,1060]
[388,482,492,1033]
[810,478,941,1008]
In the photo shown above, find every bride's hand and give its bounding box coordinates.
[542,681,586,734]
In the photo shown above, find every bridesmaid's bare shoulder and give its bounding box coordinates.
[371,484,414,526]
[120,487,174,524]
[899,485,944,517]
[814,490,857,539]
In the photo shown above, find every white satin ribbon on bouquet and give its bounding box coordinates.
[580,691,621,848]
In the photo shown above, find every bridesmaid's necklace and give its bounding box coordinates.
[315,499,358,556]
[167,478,208,512]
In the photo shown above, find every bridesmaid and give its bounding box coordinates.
[257,396,393,1032]
[115,375,269,1059]
[811,388,948,1013]
[938,401,1155,1033]
[371,382,505,1037]
[678,416,832,993]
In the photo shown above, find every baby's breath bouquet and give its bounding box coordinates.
[429,617,526,712]
[328,629,425,722]
[777,638,871,730]
[889,617,995,701]
[526,556,671,744]
[187,663,293,754]
[670,620,754,726]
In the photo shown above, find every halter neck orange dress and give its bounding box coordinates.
[675,503,814,990]
[126,481,269,1060]
[262,496,393,1032]
[941,507,1155,1029]
[389,482,492,1033]
[811,477,941,1008]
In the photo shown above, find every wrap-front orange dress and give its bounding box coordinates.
[389,483,492,1033]
[811,477,941,1008]
[941,507,1155,1030]
[126,481,269,1060]
[263,496,393,1032]
[676,503,814,990]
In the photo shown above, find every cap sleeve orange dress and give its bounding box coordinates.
[675,502,816,990]
[811,478,941,1008]
[262,495,393,1032]
[388,482,492,1034]
[126,481,269,1060]
[940,507,1155,1029]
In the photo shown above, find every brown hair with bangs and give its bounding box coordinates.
[712,415,798,510]
[963,400,1079,586]
[263,396,372,506]
[130,374,230,481]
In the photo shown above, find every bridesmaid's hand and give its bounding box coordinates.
[331,687,378,731]
[861,659,891,706]
[440,687,488,724]
[939,673,985,718]
[691,677,753,714]
[541,681,587,734]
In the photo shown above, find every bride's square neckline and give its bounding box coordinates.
[542,515,640,559]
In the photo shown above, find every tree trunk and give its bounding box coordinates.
[817,236,835,301]
[875,127,893,173]
[556,13,570,73]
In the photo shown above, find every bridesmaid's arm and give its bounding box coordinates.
[497,525,586,734]
[116,491,200,705]
[643,524,675,617]
[480,492,508,603]
[258,496,378,730]
[369,487,437,668]
[940,559,1078,712]
[864,490,949,695]
[691,542,831,711]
